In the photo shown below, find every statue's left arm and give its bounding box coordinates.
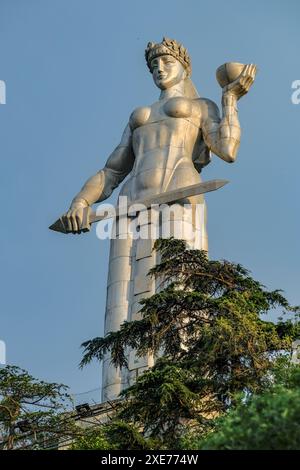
[201,64,256,163]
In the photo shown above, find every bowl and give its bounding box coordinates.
[216,62,245,88]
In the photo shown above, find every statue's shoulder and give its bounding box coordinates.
[193,98,220,120]
[129,105,152,131]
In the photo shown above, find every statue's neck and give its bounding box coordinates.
[159,81,185,100]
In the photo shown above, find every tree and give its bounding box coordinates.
[182,361,300,450]
[71,425,115,451]
[71,420,159,450]
[81,238,300,447]
[0,365,78,450]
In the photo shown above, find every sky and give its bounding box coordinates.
[0,0,299,404]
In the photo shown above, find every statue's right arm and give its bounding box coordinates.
[63,124,134,233]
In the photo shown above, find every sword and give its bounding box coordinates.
[49,179,228,234]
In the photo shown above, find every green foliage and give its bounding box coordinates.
[183,364,300,450]
[81,238,300,448]
[118,359,210,447]
[71,420,159,450]
[71,426,114,450]
[0,365,77,450]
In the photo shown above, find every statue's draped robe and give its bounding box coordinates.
[102,191,208,402]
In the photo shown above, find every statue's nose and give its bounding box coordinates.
[156,58,164,73]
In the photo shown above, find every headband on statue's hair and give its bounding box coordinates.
[145,37,192,76]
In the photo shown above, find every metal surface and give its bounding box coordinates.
[49,179,228,234]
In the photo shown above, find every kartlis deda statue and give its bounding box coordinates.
[51,38,256,401]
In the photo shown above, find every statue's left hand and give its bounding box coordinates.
[223,64,257,100]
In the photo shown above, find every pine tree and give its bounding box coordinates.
[81,238,300,445]
[0,366,78,450]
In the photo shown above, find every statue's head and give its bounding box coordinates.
[145,37,191,90]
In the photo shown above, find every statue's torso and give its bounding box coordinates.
[121,97,206,201]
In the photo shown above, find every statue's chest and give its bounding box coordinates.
[129,97,196,132]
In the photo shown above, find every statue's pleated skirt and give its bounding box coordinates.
[101,198,208,402]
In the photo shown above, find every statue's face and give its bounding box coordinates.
[151,55,186,90]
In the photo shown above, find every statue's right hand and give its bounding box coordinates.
[62,199,91,234]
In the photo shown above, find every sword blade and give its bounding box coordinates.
[130,179,228,214]
[49,179,229,234]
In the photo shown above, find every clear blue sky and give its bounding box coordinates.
[0,0,299,403]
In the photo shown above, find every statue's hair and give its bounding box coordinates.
[145,37,192,76]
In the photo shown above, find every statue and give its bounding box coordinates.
[51,38,256,401]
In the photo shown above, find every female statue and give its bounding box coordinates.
[61,38,256,401]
